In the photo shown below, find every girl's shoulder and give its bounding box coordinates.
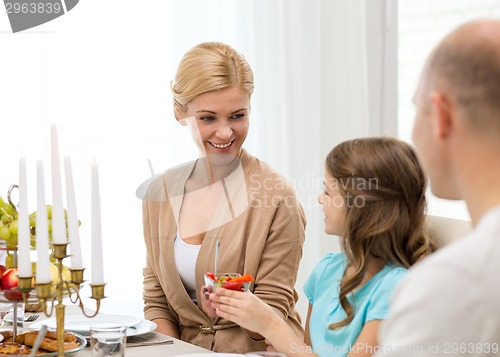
[382,264,408,279]
[304,252,346,300]
[372,264,408,292]
[313,252,346,275]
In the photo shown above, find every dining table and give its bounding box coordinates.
[20,305,214,357]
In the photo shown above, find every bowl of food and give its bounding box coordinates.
[204,272,254,292]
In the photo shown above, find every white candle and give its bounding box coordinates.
[18,156,31,278]
[36,160,51,284]
[51,124,67,244]
[64,156,83,269]
[91,160,104,284]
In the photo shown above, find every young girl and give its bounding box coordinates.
[207,137,436,356]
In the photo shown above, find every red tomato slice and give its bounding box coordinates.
[222,281,246,291]
[229,274,254,283]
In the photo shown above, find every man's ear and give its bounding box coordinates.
[174,102,187,126]
[430,91,453,139]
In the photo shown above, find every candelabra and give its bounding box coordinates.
[17,243,105,357]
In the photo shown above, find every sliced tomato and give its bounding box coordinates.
[205,272,217,281]
[229,274,254,283]
[222,281,246,291]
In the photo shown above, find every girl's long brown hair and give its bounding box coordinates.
[326,137,436,330]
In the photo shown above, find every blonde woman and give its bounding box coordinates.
[138,42,305,353]
[208,138,435,356]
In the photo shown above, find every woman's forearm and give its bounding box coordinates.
[153,318,180,339]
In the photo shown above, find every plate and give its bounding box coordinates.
[2,311,25,324]
[31,317,156,338]
[30,314,142,336]
[0,331,86,357]
[123,319,157,338]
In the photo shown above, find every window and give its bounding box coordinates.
[397,0,500,220]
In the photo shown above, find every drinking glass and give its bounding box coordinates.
[90,323,126,357]
[0,301,24,327]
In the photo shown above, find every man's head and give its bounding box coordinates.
[412,19,500,201]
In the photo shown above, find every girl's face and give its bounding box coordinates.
[178,86,250,157]
[318,170,347,236]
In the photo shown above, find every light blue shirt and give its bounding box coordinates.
[303,252,407,357]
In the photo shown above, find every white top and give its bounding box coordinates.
[377,206,500,356]
[174,235,201,302]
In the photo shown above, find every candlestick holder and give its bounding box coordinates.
[20,243,105,357]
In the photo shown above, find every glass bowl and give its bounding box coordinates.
[204,272,252,292]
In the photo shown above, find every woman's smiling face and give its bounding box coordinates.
[178,86,250,157]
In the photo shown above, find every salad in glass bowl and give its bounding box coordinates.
[204,272,254,292]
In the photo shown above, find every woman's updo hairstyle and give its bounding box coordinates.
[171,42,254,112]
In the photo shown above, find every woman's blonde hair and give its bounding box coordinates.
[326,137,436,330]
[171,42,254,112]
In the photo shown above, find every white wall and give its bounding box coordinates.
[1,0,178,317]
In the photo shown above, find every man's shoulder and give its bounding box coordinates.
[413,210,500,277]
[378,213,500,356]
[394,217,500,305]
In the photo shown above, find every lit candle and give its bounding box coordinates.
[36,160,51,284]
[18,156,31,278]
[64,156,83,269]
[91,160,104,284]
[51,124,66,244]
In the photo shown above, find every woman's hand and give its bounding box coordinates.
[200,285,217,318]
[211,288,318,356]
[209,288,281,335]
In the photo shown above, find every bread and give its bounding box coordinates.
[0,342,22,355]
[2,330,80,354]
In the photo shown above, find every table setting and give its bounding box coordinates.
[0,125,213,356]
[0,302,211,356]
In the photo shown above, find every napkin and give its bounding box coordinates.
[127,331,174,347]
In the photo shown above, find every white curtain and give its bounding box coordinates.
[0,0,395,320]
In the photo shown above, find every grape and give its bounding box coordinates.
[8,220,18,234]
[29,212,36,227]
[1,213,13,224]
[1,203,15,215]
[30,233,36,249]
[1,190,77,256]
[5,253,14,269]
[6,235,17,249]
[0,225,11,240]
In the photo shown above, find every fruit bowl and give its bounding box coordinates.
[0,288,36,304]
[204,272,254,292]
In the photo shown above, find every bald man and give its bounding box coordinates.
[376,19,500,356]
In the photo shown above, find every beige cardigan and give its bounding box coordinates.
[140,149,306,353]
